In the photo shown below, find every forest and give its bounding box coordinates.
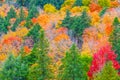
[0,0,120,80]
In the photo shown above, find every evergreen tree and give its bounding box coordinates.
[58,44,86,80]
[19,7,25,21]
[0,54,28,80]
[0,17,9,34]
[94,61,120,80]
[113,17,120,26]
[27,23,41,43]
[27,5,39,19]
[61,10,72,29]
[73,10,91,37]
[11,7,25,31]
[99,7,108,17]
[28,29,53,80]
[6,7,16,19]
[110,25,120,62]
[25,18,33,29]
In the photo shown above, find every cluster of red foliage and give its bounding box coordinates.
[105,23,113,35]
[89,3,102,12]
[87,44,120,78]
[2,37,22,45]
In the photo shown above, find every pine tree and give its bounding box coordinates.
[27,5,39,19]
[94,61,120,80]
[99,7,108,17]
[27,23,41,43]
[28,29,53,80]
[58,44,86,80]
[113,17,120,26]
[19,7,25,21]
[0,54,28,80]
[61,10,72,29]
[6,7,16,19]
[11,7,25,31]
[110,25,120,62]
[25,18,33,29]
[73,10,91,37]
[0,17,9,34]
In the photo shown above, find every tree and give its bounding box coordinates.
[0,54,28,80]
[27,23,41,43]
[61,10,71,29]
[61,10,91,48]
[110,25,120,62]
[28,29,53,80]
[87,45,120,78]
[19,7,25,21]
[25,18,33,29]
[6,7,16,19]
[0,17,9,34]
[94,62,120,80]
[11,7,25,31]
[58,44,87,80]
[27,5,39,19]
[113,17,120,26]
[72,10,91,37]
[99,7,108,17]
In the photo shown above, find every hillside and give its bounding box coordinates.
[0,0,120,80]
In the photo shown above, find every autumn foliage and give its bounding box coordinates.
[0,0,120,79]
[88,45,120,78]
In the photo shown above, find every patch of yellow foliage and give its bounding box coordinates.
[44,4,57,13]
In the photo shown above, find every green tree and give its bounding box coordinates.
[113,17,120,26]
[61,10,72,29]
[11,7,25,31]
[27,5,39,19]
[58,44,86,80]
[0,17,9,34]
[94,61,120,80]
[99,7,108,17]
[6,7,16,19]
[61,10,91,48]
[11,17,21,31]
[25,18,33,29]
[98,0,111,7]
[73,10,91,37]
[110,25,120,62]
[0,54,28,80]
[28,29,53,80]
[19,7,25,21]
[27,23,41,43]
